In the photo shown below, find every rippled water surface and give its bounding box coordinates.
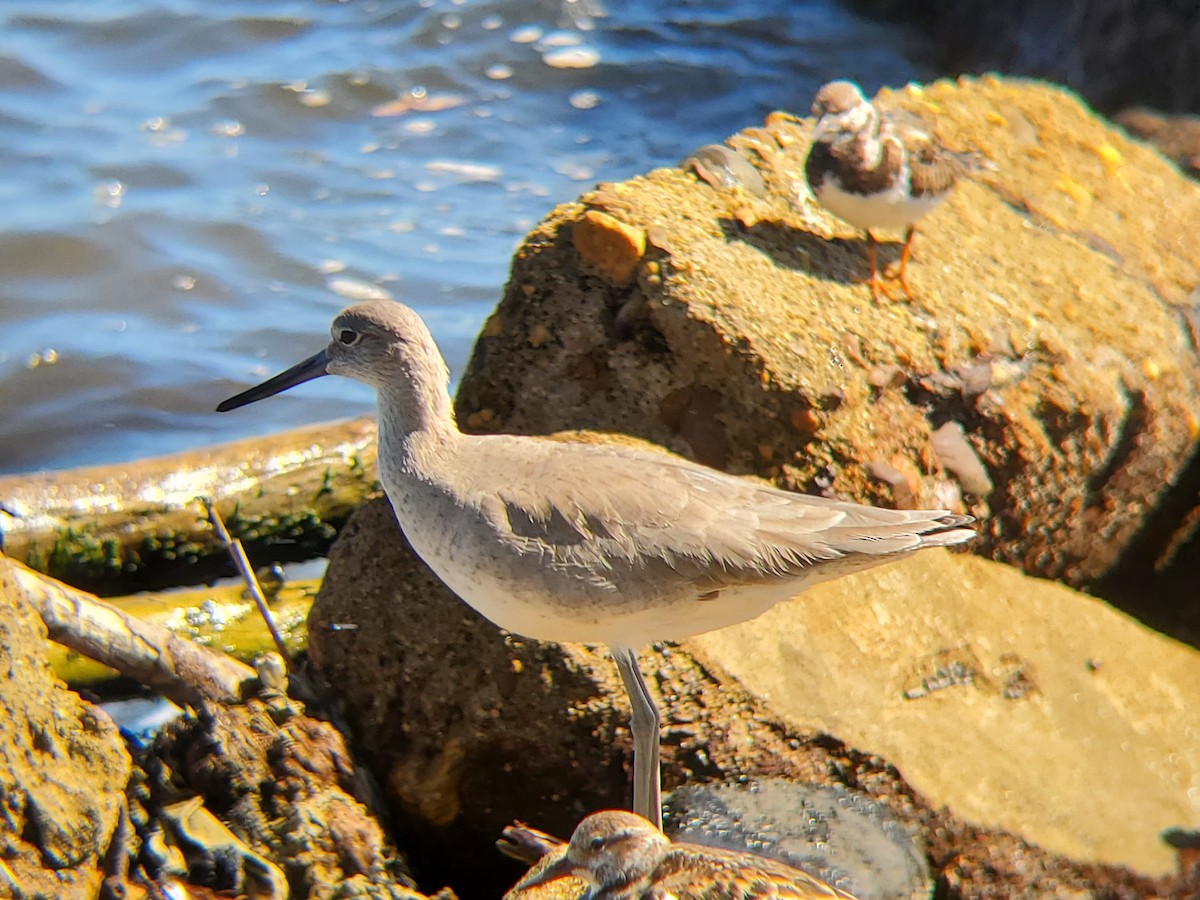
[0,0,931,474]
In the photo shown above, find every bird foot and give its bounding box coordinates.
[852,270,899,302]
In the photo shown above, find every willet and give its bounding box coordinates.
[217,300,974,830]
[510,809,860,899]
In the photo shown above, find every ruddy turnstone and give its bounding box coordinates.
[805,80,984,302]
[511,810,860,899]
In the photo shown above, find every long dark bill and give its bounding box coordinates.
[216,348,330,412]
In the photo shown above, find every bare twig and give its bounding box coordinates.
[203,498,293,671]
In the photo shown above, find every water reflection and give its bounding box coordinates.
[0,0,930,474]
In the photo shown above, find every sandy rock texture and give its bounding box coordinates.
[454,76,1200,645]
[0,562,131,898]
[688,549,1200,878]
[311,498,1197,899]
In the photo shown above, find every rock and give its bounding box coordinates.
[571,209,647,283]
[453,76,1200,644]
[929,420,993,497]
[687,548,1200,878]
[0,559,131,898]
[1115,107,1200,179]
[143,690,435,899]
[310,498,1188,897]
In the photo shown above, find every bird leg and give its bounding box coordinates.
[894,225,917,301]
[860,231,896,302]
[612,646,662,831]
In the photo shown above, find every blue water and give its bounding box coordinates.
[0,0,931,475]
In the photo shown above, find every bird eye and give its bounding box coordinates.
[589,836,604,852]
[337,328,359,345]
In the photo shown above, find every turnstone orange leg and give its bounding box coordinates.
[863,231,896,302]
[895,225,917,301]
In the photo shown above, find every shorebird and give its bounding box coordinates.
[804,80,985,302]
[217,300,974,830]
[509,809,860,899]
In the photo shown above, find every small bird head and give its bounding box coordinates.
[516,810,669,891]
[321,301,441,389]
[811,80,875,140]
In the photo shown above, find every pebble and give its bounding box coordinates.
[572,210,646,283]
[930,421,993,497]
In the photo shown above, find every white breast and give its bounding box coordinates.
[814,174,945,234]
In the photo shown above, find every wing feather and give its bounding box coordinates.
[464,436,971,597]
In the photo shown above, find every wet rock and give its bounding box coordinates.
[454,76,1200,643]
[310,497,1196,897]
[0,561,131,898]
[156,797,287,899]
[142,690,436,899]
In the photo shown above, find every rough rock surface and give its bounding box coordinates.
[688,548,1200,877]
[454,76,1200,646]
[310,498,1197,898]
[1116,107,1200,179]
[0,560,131,898]
[141,676,437,899]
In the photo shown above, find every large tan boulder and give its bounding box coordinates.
[453,76,1200,643]
[309,498,1192,897]
[0,561,131,898]
[688,549,1200,877]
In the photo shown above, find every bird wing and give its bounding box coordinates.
[903,133,965,198]
[465,436,969,596]
[648,844,860,899]
[884,113,992,198]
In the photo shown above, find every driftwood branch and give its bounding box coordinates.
[0,417,378,594]
[45,577,317,688]
[5,556,256,707]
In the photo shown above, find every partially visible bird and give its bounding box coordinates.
[509,810,860,899]
[804,80,988,302]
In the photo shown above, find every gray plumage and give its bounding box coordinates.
[217,300,975,828]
